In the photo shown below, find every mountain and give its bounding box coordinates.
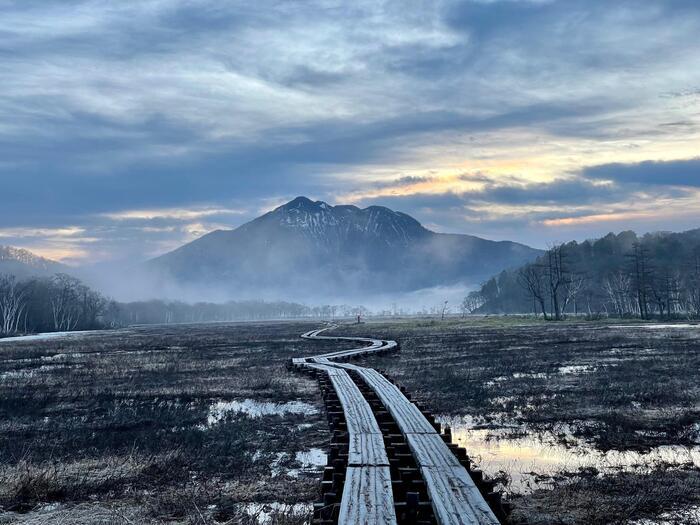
[148,197,542,298]
[0,246,66,278]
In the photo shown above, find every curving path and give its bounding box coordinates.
[295,326,501,525]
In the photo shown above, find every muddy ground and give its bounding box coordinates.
[337,318,700,451]
[1,318,698,524]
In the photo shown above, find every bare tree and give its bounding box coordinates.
[628,242,652,320]
[545,244,569,320]
[460,291,485,317]
[518,265,548,319]
[50,274,82,331]
[668,270,682,316]
[603,271,635,317]
[440,300,449,321]
[81,286,107,327]
[649,269,681,319]
[0,274,27,335]
[561,274,585,316]
[686,249,700,318]
[460,297,469,318]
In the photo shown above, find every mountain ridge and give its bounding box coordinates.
[148,196,543,299]
[0,245,66,278]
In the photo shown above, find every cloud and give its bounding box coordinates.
[355,175,625,209]
[584,158,700,187]
[0,0,699,261]
[102,207,247,222]
[348,171,700,246]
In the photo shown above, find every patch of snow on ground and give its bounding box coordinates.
[262,448,327,478]
[296,448,327,469]
[205,399,318,426]
[40,353,83,361]
[512,372,548,379]
[558,364,596,375]
[270,452,288,477]
[491,396,517,407]
[0,369,35,380]
[0,330,102,344]
[240,503,312,524]
[1,364,75,380]
[485,376,508,387]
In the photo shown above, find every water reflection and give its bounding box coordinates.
[440,415,700,493]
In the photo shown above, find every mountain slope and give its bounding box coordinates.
[0,246,66,278]
[149,197,542,298]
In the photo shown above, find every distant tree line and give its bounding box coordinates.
[106,300,370,326]
[0,271,372,336]
[0,273,107,335]
[467,229,700,320]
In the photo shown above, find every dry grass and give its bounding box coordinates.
[510,464,700,525]
[0,321,338,523]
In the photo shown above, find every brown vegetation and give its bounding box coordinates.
[0,322,349,524]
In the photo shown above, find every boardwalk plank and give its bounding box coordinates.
[348,433,390,466]
[331,373,384,435]
[352,367,436,434]
[406,434,462,468]
[339,467,397,525]
[421,466,499,525]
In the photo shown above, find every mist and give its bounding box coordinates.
[77,256,479,317]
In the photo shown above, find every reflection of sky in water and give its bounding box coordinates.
[440,415,700,493]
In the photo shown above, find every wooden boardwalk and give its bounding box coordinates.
[295,326,502,525]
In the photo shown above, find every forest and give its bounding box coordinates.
[467,229,700,319]
[107,299,369,326]
[0,273,106,335]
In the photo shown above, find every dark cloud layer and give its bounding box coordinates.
[355,177,627,219]
[585,158,700,187]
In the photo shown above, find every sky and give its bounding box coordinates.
[1,0,700,265]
